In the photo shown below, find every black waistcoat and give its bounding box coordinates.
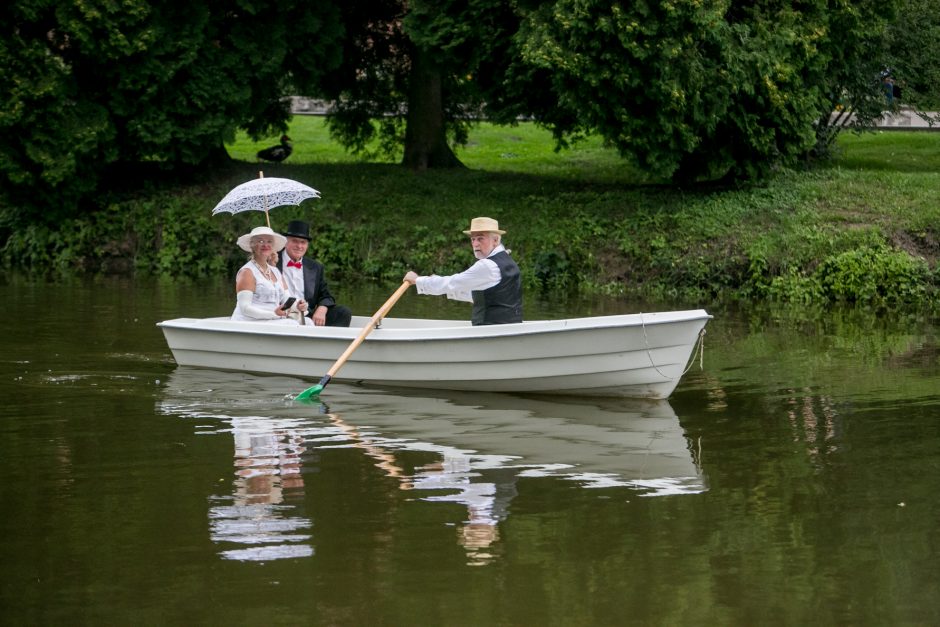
[471,251,523,325]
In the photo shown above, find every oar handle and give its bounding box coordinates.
[295,281,411,401]
[324,280,412,378]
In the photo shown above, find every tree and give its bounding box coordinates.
[0,0,342,222]
[476,0,902,183]
[317,0,518,170]
[808,0,900,158]
[886,0,940,117]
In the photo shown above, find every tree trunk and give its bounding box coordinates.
[201,143,233,169]
[402,47,464,170]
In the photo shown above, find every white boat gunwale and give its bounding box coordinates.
[157,309,712,341]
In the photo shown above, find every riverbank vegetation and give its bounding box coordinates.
[2,117,938,310]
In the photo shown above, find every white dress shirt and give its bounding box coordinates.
[415,245,505,303]
[280,250,305,300]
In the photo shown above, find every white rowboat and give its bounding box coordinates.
[157,310,711,399]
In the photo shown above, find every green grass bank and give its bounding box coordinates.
[3,117,939,310]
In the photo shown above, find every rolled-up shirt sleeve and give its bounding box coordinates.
[415,258,501,302]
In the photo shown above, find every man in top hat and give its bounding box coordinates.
[277,220,352,327]
[404,217,522,325]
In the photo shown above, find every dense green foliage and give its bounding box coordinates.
[501,0,821,181]
[816,0,940,156]
[316,0,910,182]
[808,0,897,155]
[887,0,940,110]
[3,118,938,310]
[0,0,341,222]
[499,0,910,181]
[4,0,924,226]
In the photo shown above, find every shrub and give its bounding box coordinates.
[816,245,932,305]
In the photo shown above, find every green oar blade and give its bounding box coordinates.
[295,385,322,402]
[295,375,331,402]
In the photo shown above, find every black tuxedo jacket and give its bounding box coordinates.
[277,256,336,317]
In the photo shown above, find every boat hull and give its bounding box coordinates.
[157,310,711,398]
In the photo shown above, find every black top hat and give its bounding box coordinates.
[282,220,312,241]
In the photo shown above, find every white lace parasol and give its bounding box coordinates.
[212,174,320,226]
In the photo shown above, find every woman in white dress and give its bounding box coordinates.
[231,226,308,324]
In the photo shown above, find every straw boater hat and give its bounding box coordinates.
[237,226,287,252]
[462,216,506,235]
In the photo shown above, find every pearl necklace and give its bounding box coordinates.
[253,260,274,282]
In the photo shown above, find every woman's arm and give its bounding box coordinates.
[234,268,280,319]
[236,291,280,319]
[235,267,256,293]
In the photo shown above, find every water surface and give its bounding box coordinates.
[1,276,938,625]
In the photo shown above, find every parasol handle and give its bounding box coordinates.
[259,170,270,227]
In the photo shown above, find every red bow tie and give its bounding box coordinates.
[287,260,302,269]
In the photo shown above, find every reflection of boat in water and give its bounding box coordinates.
[157,368,706,563]
[331,386,705,494]
[160,367,705,492]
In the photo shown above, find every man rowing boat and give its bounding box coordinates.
[404,217,522,325]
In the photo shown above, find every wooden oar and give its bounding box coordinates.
[295,281,412,401]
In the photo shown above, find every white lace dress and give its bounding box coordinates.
[231,261,298,324]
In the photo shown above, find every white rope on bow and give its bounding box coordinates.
[640,312,707,380]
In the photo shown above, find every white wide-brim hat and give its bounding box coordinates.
[237,226,287,252]
[462,216,506,235]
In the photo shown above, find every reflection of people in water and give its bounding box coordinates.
[209,418,314,562]
[326,410,519,565]
[232,426,306,502]
[408,453,520,565]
